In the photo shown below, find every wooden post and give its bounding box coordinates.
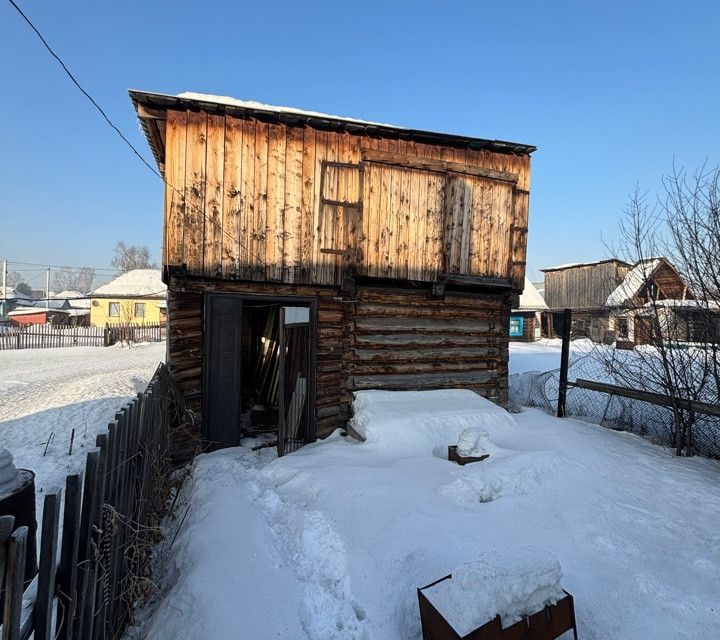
[2,526,28,640]
[557,308,572,417]
[56,475,82,640]
[34,492,61,640]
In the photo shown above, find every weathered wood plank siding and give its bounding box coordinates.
[543,261,630,310]
[163,110,531,290]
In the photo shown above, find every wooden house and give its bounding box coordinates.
[541,259,631,342]
[510,278,551,341]
[604,257,697,348]
[90,269,167,327]
[130,90,535,452]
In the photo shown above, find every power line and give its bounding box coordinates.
[6,261,119,272]
[6,0,269,271]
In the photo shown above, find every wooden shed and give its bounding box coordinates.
[131,90,535,452]
[541,259,631,342]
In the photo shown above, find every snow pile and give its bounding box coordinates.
[439,451,565,505]
[350,389,514,452]
[0,343,165,516]
[0,449,22,497]
[456,427,493,457]
[423,547,565,636]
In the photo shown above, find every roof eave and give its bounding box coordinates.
[129,89,537,175]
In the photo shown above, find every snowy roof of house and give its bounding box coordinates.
[513,278,549,312]
[7,306,69,317]
[92,269,166,298]
[640,299,720,311]
[129,90,536,176]
[0,286,33,302]
[53,290,92,309]
[605,258,665,307]
[541,258,631,273]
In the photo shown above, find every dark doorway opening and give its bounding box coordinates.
[204,294,316,455]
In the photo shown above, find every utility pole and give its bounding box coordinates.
[46,268,50,311]
[1,258,6,317]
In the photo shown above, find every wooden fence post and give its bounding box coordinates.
[56,474,81,640]
[557,308,572,418]
[2,526,28,640]
[34,492,61,640]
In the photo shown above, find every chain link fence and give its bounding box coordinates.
[511,345,720,459]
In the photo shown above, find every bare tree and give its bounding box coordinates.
[53,266,75,292]
[14,281,33,297]
[6,271,23,287]
[596,167,720,456]
[52,265,97,294]
[75,267,96,293]
[112,242,155,273]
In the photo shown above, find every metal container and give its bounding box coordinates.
[448,445,489,466]
[0,468,39,584]
[418,574,579,640]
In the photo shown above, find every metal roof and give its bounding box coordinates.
[129,90,536,175]
[541,258,632,273]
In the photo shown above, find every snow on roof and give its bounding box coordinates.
[177,92,395,129]
[641,299,720,311]
[606,258,664,307]
[8,306,69,316]
[92,269,166,298]
[0,286,32,302]
[513,278,549,312]
[53,290,92,308]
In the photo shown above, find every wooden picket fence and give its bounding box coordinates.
[104,322,164,347]
[0,363,174,640]
[0,326,105,350]
[0,323,165,350]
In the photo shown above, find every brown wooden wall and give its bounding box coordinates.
[167,278,510,440]
[544,261,630,310]
[348,287,510,404]
[163,110,530,290]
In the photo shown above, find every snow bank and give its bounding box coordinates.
[423,547,564,636]
[350,390,514,452]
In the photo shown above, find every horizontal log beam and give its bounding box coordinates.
[571,378,720,418]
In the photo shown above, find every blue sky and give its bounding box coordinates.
[1,0,718,281]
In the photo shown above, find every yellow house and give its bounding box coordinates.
[90,269,167,327]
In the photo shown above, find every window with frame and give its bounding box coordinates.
[617,317,629,339]
[134,302,146,318]
[108,302,120,317]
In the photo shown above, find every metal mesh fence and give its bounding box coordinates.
[513,346,720,459]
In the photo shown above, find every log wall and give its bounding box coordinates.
[167,277,510,440]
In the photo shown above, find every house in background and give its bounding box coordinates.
[90,269,167,327]
[604,257,699,348]
[541,259,632,342]
[0,285,34,318]
[53,290,91,326]
[7,305,71,326]
[131,89,534,452]
[510,278,551,341]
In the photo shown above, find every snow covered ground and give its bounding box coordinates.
[0,342,165,515]
[137,388,720,640]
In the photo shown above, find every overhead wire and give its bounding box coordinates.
[6,0,270,272]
